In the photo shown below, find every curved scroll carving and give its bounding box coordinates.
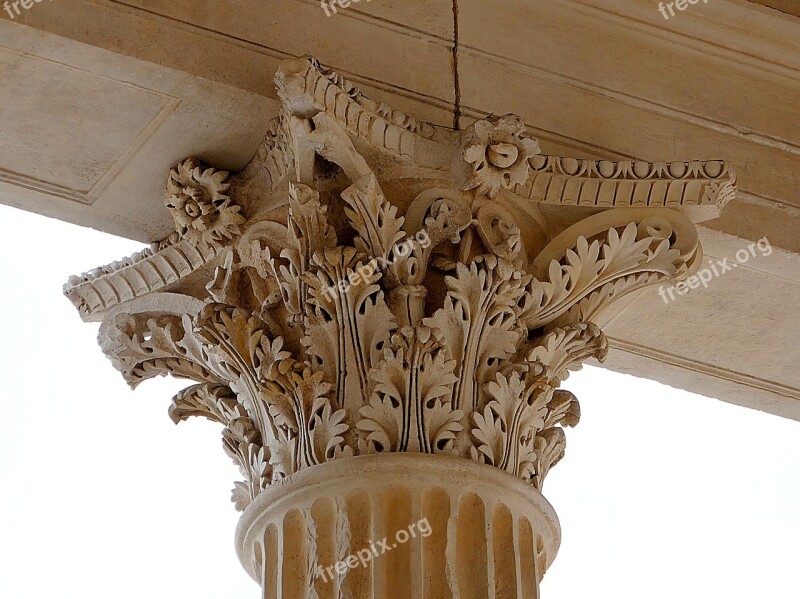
[69,57,732,513]
[92,159,705,511]
[520,208,699,329]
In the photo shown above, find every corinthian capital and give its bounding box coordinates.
[64,57,734,597]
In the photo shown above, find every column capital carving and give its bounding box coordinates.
[64,57,735,517]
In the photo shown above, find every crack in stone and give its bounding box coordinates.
[451,0,461,130]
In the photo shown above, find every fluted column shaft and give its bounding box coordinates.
[237,454,560,599]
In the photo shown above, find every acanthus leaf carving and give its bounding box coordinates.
[524,323,609,385]
[303,246,397,413]
[265,361,351,478]
[519,213,695,330]
[423,256,529,413]
[532,427,568,491]
[191,304,280,442]
[357,326,462,455]
[223,418,270,512]
[71,57,730,511]
[470,371,549,479]
[340,173,407,288]
[99,313,216,387]
[168,383,243,425]
[266,182,337,323]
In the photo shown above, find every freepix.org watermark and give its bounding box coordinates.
[321,0,370,17]
[658,236,772,304]
[658,0,709,20]
[3,0,50,19]
[321,230,431,301]
[315,517,432,583]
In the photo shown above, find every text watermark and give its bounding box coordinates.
[3,0,50,20]
[658,0,709,20]
[321,0,371,17]
[321,230,431,301]
[658,236,772,304]
[315,517,432,583]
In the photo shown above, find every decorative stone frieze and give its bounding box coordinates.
[64,56,734,597]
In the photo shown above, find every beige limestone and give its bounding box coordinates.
[1,1,797,422]
[5,0,797,249]
[61,57,734,596]
[599,227,800,420]
[236,454,560,598]
[749,0,800,17]
[0,19,275,241]
[0,0,793,593]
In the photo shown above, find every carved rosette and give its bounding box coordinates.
[65,58,733,533]
[462,114,541,198]
[165,158,245,247]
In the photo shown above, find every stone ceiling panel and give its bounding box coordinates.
[15,0,456,125]
[748,0,800,17]
[598,228,800,419]
[0,45,176,204]
[0,20,275,242]
[113,0,455,102]
[459,0,800,148]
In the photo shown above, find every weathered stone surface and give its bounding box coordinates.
[3,1,797,421]
[64,58,733,596]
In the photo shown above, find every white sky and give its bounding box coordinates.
[0,204,797,599]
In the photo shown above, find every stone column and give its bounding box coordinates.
[236,454,559,599]
[64,57,735,598]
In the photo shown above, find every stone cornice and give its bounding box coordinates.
[64,58,734,323]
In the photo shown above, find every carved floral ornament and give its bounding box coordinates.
[164,158,246,247]
[64,57,735,512]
